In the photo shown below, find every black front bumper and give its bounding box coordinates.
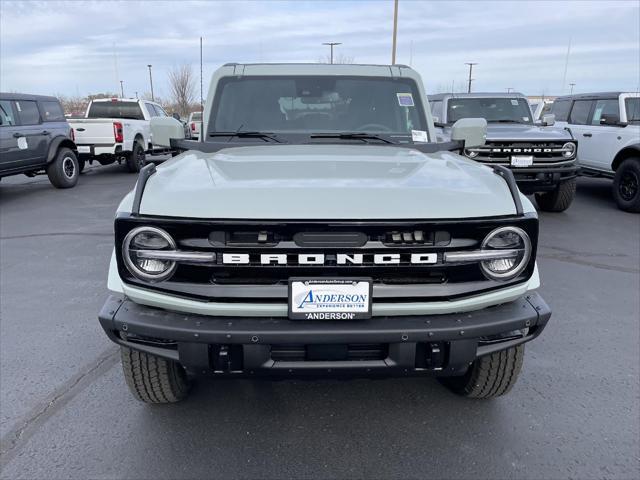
[99,293,551,377]
[509,165,579,193]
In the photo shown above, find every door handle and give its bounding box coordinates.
[41,130,50,135]
[76,127,85,132]
[13,132,23,138]
[583,133,592,137]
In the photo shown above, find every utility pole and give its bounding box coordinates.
[506,87,514,93]
[322,42,341,64]
[200,37,204,117]
[119,80,124,98]
[135,91,138,99]
[569,83,576,95]
[147,64,154,101]
[391,0,399,64]
[465,62,477,93]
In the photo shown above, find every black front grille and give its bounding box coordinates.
[115,214,538,302]
[469,141,573,163]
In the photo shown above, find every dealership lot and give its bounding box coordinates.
[0,165,638,479]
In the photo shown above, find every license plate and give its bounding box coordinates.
[288,278,372,320]
[77,145,91,154]
[511,155,533,167]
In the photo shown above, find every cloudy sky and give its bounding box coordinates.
[1,0,639,100]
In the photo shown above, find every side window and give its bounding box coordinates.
[39,101,65,122]
[154,105,167,117]
[15,100,41,125]
[550,100,571,121]
[0,100,17,126]
[568,100,593,125]
[430,101,443,122]
[590,99,619,125]
[145,103,159,117]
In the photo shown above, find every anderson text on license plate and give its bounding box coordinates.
[288,278,373,320]
[511,155,534,167]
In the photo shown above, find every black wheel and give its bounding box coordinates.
[120,347,190,404]
[440,345,524,399]
[613,158,640,212]
[535,177,576,212]
[46,147,79,188]
[125,141,146,173]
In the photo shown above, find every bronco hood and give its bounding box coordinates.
[484,124,574,141]
[134,145,521,219]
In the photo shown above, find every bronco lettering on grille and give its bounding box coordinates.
[222,253,438,265]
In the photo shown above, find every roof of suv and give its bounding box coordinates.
[429,92,526,100]
[554,92,625,101]
[218,62,416,77]
[0,92,60,102]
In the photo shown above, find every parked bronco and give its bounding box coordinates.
[430,93,578,212]
[99,64,551,403]
[550,92,640,212]
[0,93,79,188]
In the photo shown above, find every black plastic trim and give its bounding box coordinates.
[131,163,156,216]
[491,165,524,215]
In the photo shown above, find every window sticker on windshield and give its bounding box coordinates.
[15,102,22,112]
[511,99,519,106]
[411,130,428,142]
[397,93,415,107]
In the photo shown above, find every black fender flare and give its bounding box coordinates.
[46,136,77,163]
[612,143,640,171]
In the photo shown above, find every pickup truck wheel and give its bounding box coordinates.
[46,147,79,188]
[440,345,524,399]
[613,158,640,212]
[120,347,190,404]
[534,177,576,212]
[125,142,146,173]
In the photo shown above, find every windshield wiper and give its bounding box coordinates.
[309,132,395,144]
[208,131,282,143]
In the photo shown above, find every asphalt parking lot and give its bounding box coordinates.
[0,163,638,479]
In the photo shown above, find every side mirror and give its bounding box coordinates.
[450,118,487,149]
[150,117,184,147]
[600,113,623,126]
[540,114,555,126]
[171,112,181,121]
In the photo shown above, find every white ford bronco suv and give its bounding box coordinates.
[550,92,640,212]
[99,63,551,403]
[430,93,578,212]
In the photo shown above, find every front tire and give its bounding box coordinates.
[120,347,190,404]
[46,147,79,188]
[535,177,576,212]
[440,345,524,398]
[125,141,146,173]
[613,158,640,212]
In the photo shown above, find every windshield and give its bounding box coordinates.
[87,101,144,120]
[210,76,427,137]
[625,98,640,123]
[447,97,532,124]
[191,112,202,121]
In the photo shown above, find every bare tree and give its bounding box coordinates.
[57,94,88,117]
[167,64,196,117]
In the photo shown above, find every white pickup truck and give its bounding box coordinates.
[70,98,175,172]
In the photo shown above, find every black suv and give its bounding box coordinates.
[0,93,80,188]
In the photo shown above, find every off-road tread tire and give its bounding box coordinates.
[613,157,640,213]
[120,347,189,404]
[441,345,525,399]
[125,141,146,173]
[535,177,576,212]
[46,147,79,188]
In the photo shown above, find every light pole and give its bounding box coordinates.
[119,80,124,98]
[391,0,399,64]
[322,42,341,64]
[147,64,154,101]
[506,87,514,93]
[465,62,477,93]
[135,91,138,99]
[569,83,575,94]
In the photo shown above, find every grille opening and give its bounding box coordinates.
[270,343,388,362]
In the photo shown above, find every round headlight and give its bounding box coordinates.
[122,226,177,282]
[562,142,576,158]
[480,226,531,280]
[464,149,479,158]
